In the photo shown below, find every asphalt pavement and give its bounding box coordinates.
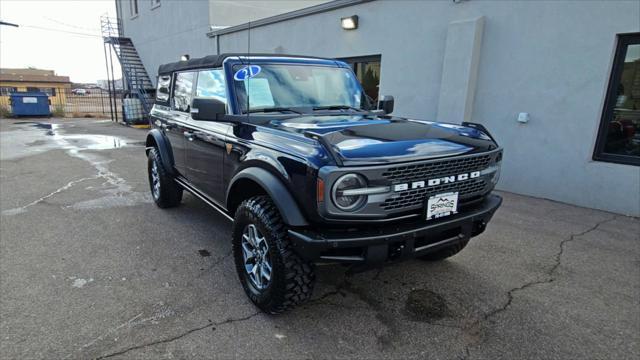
[0,118,638,359]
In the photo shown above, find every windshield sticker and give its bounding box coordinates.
[244,78,275,108]
[234,65,261,81]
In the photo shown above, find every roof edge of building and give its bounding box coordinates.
[206,0,373,38]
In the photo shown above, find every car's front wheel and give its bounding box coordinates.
[232,196,315,314]
[147,148,182,208]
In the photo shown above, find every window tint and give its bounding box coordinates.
[172,72,195,112]
[232,64,363,113]
[196,69,227,103]
[594,33,640,166]
[156,75,171,102]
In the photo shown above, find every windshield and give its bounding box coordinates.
[232,64,366,114]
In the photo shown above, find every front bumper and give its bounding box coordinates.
[288,194,502,265]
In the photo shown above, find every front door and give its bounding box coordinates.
[184,68,230,203]
[168,71,197,175]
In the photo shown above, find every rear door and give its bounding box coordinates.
[184,68,230,203]
[166,71,196,176]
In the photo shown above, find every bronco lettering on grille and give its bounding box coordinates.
[393,171,480,192]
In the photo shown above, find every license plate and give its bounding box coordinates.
[426,192,459,220]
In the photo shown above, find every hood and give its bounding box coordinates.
[266,114,498,166]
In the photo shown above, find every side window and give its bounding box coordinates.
[156,75,171,102]
[172,72,195,112]
[196,69,227,103]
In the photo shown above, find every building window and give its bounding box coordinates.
[594,33,640,166]
[40,88,56,96]
[151,0,160,9]
[172,72,195,112]
[0,87,17,95]
[26,87,39,92]
[339,55,381,105]
[130,0,139,18]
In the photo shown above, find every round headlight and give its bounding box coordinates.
[331,173,367,211]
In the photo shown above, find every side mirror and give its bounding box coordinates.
[191,98,226,121]
[378,95,394,114]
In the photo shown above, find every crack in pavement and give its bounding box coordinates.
[2,175,99,215]
[483,215,619,322]
[93,311,261,359]
[460,215,620,359]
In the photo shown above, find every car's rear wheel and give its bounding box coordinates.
[418,239,470,261]
[147,148,182,208]
[232,196,315,314]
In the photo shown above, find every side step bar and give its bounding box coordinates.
[174,177,234,222]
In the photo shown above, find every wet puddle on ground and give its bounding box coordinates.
[2,122,135,160]
[404,289,451,321]
[1,121,151,216]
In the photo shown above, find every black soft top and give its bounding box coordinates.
[157,53,336,76]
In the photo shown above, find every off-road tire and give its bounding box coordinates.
[418,239,470,261]
[147,148,182,208]
[232,196,315,314]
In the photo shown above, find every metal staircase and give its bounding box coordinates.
[101,15,154,124]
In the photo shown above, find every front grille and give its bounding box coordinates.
[381,178,487,210]
[381,154,492,182]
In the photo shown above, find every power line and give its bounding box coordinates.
[0,21,19,27]
[43,16,101,32]
[20,24,102,38]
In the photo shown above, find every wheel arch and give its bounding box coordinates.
[226,167,309,227]
[146,129,175,175]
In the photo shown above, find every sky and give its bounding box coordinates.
[0,0,120,83]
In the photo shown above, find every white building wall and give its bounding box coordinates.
[119,0,640,215]
[209,0,329,28]
[118,0,214,85]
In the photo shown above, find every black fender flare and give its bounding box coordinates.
[227,167,309,227]
[146,129,175,175]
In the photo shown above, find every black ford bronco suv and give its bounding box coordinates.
[146,54,502,313]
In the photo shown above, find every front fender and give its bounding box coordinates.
[146,129,175,175]
[227,167,309,227]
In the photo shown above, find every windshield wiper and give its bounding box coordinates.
[247,107,303,114]
[312,105,365,112]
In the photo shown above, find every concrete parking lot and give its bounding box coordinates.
[1,118,638,359]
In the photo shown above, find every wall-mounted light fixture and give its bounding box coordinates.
[341,15,358,30]
[181,54,190,61]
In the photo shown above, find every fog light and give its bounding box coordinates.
[341,15,358,30]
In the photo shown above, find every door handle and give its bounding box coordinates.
[184,131,195,141]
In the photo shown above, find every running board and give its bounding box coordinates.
[174,177,234,222]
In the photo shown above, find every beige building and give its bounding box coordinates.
[0,68,71,109]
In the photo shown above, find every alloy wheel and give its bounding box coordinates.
[241,224,272,290]
[151,160,160,200]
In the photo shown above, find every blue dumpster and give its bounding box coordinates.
[9,92,51,117]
